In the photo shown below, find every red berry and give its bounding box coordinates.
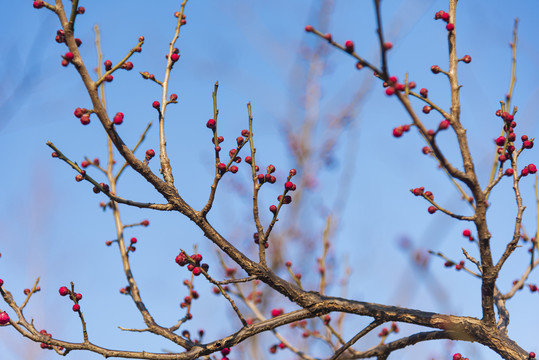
[408,81,416,89]
[505,168,514,176]
[75,38,82,47]
[383,42,392,50]
[113,112,124,125]
[221,348,231,356]
[427,206,437,214]
[392,127,403,138]
[77,6,85,14]
[267,164,276,174]
[344,40,354,53]
[229,165,238,173]
[523,140,534,149]
[304,25,313,32]
[145,149,155,159]
[141,220,150,226]
[323,33,332,41]
[72,304,80,312]
[152,101,160,109]
[206,119,216,129]
[446,23,455,31]
[441,12,450,22]
[422,106,431,114]
[104,60,112,70]
[529,352,536,359]
[389,76,398,83]
[522,167,530,177]
[462,55,471,63]
[192,267,202,276]
[453,354,462,360]
[218,163,226,172]
[427,129,435,136]
[269,205,277,214]
[355,61,364,70]
[64,52,74,61]
[33,1,45,9]
[385,87,395,96]
[75,293,82,301]
[420,88,428,98]
[438,120,450,130]
[285,181,295,191]
[271,309,282,317]
[289,169,297,176]
[462,229,471,237]
[170,53,180,62]
[430,65,441,74]
[0,312,9,325]
[105,74,113,82]
[170,93,178,101]
[495,136,506,147]
[123,61,134,70]
[80,114,90,125]
[61,59,69,67]
[424,191,434,200]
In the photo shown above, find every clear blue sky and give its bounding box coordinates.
[1,1,539,359]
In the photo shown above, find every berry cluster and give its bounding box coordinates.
[175,252,209,276]
[59,286,83,312]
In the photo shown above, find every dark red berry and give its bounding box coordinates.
[206,119,216,129]
[344,40,354,53]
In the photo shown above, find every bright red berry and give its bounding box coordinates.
[113,112,124,125]
[529,352,536,359]
[146,149,155,159]
[152,101,160,109]
[58,286,69,296]
[72,304,80,312]
[192,267,202,276]
[529,164,537,174]
[462,229,471,237]
[221,348,231,356]
[33,1,45,8]
[427,206,437,214]
[271,309,282,317]
[269,205,277,214]
[105,74,114,82]
[344,40,354,53]
[285,181,295,191]
[0,312,9,325]
[392,127,403,138]
[383,42,392,50]
[206,119,216,129]
[462,55,471,63]
[431,65,441,74]
[505,168,514,176]
[170,53,180,62]
[422,106,431,114]
[104,60,112,70]
[446,23,455,31]
[64,52,74,61]
[229,165,238,173]
[453,354,462,360]
[495,136,506,147]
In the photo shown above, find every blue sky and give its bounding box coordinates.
[1,1,539,359]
